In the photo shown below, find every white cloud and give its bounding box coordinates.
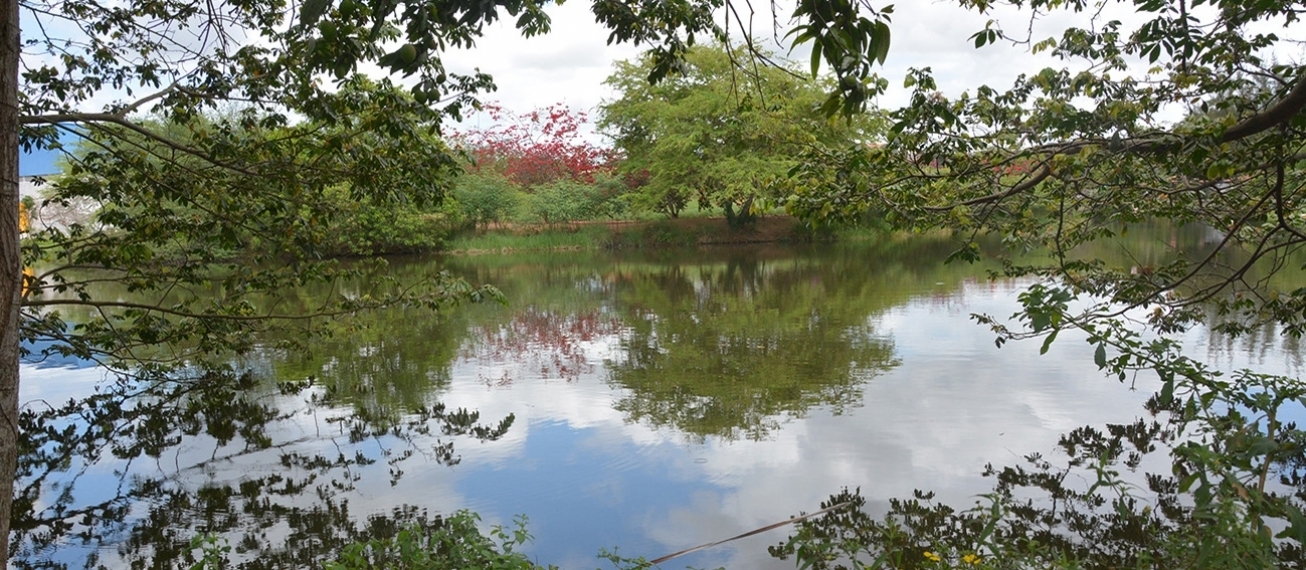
[439,1,1129,137]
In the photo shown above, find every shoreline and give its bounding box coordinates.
[441,215,869,255]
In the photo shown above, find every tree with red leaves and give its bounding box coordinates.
[454,103,614,189]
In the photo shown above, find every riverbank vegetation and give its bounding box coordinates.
[11,0,1306,568]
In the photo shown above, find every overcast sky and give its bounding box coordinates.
[16,2,1141,173]
[441,1,1143,136]
[19,0,1304,174]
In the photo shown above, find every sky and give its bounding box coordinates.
[438,1,1130,135]
[438,0,1305,141]
[10,1,1121,174]
[19,0,1304,174]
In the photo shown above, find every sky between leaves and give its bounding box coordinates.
[18,0,1306,175]
[440,0,1304,139]
[443,1,1112,134]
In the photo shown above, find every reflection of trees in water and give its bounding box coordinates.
[16,366,513,570]
[1200,320,1305,375]
[16,287,513,569]
[603,254,903,441]
[30,230,1245,568]
[266,305,469,418]
[459,308,624,384]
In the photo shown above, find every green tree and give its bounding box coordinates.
[11,0,1306,565]
[600,42,882,224]
[3,0,727,565]
[453,173,522,230]
[784,1,1306,334]
[766,1,1306,567]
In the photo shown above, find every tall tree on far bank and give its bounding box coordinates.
[600,43,883,223]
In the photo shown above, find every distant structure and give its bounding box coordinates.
[19,176,45,202]
[19,142,60,203]
[19,144,96,230]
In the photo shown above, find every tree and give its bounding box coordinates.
[3,0,728,566]
[784,1,1306,334]
[11,0,1306,564]
[453,103,613,188]
[453,172,521,230]
[600,42,881,224]
[766,1,1306,567]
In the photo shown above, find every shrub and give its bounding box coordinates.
[317,187,456,256]
[453,173,521,230]
[521,180,612,226]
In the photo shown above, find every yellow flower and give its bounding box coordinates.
[963,553,982,565]
[923,551,942,562]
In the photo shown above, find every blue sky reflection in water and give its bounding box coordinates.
[16,235,1304,569]
[428,275,1159,569]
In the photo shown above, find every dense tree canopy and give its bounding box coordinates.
[600,43,881,222]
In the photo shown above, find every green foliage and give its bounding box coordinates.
[20,0,1306,567]
[783,1,1306,335]
[772,3,1306,564]
[318,187,458,256]
[520,179,617,226]
[188,534,231,570]
[445,225,615,252]
[777,296,1306,568]
[786,1,893,117]
[599,42,883,222]
[325,512,553,570]
[454,173,523,230]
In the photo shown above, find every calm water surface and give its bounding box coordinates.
[20,228,1303,569]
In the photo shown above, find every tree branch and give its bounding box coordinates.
[1221,73,1306,143]
[21,299,350,322]
[18,113,258,176]
[923,164,1052,212]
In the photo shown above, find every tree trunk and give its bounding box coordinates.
[0,0,20,564]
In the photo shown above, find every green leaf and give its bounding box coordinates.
[1160,379,1175,406]
[300,0,332,28]
[1248,436,1278,456]
[1039,329,1059,355]
[873,21,891,65]
[810,40,823,77]
[1094,344,1106,368]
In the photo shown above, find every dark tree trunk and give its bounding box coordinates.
[724,196,756,229]
[0,0,20,565]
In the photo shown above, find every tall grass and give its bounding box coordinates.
[444,225,614,252]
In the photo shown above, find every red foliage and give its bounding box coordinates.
[460,308,624,383]
[454,102,615,188]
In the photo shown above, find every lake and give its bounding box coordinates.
[18,226,1303,569]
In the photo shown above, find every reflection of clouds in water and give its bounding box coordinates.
[25,249,1290,569]
[1189,323,1305,378]
[415,283,1165,569]
[19,364,110,404]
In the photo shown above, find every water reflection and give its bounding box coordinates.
[603,256,898,441]
[17,228,1295,570]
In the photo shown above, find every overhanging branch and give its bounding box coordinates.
[20,112,257,176]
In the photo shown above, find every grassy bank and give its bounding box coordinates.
[444,216,882,254]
